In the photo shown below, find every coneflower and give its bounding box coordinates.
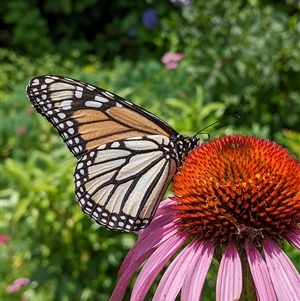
[111,135,300,301]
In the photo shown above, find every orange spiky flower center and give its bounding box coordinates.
[171,135,300,245]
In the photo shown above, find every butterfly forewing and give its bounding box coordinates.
[26,75,176,159]
[26,75,199,232]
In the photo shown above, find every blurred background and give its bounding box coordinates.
[1,0,299,300]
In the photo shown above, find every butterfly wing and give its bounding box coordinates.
[75,135,177,231]
[26,75,177,159]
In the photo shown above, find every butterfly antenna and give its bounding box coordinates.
[193,114,240,138]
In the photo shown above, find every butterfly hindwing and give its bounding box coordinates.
[74,135,177,231]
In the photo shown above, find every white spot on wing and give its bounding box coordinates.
[86,84,96,91]
[61,100,72,110]
[45,78,54,83]
[92,211,99,218]
[75,91,82,98]
[95,95,109,102]
[111,142,120,148]
[32,79,40,85]
[103,91,115,98]
[58,112,66,119]
[85,101,102,108]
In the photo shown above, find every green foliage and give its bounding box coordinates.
[1,0,299,300]
[2,1,53,56]
[1,0,177,60]
[1,148,135,300]
[177,0,300,140]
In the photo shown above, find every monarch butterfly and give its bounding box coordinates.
[26,75,199,232]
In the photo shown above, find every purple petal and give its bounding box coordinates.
[283,228,300,250]
[181,240,214,300]
[130,232,187,301]
[161,52,184,64]
[136,199,177,235]
[263,237,300,301]
[141,8,158,29]
[6,277,30,293]
[245,241,277,301]
[7,284,20,293]
[137,203,178,242]
[119,217,178,274]
[173,53,184,61]
[109,248,154,301]
[0,234,11,245]
[158,198,176,208]
[216,242,242,301]
[161,52,174,64]
[152,238,200,301]
[13,277,30,286]
[112,199,181,301]
[150,198,176,215]
[170,0,190,8]
[166,62,178,70]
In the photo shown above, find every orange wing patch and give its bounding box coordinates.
[76,107,170,151]
[109,107,170,136]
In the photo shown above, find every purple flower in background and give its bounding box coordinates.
[17,127,27,136]
[170,0,190,8]
[161,52,184,69]
[7,277,30,293]
[141,8,158,29]
[26,107,34,115]
[0,234,11,245]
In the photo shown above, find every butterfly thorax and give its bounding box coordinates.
[169,135,199,166]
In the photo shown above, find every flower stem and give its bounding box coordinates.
[239,248,257,301]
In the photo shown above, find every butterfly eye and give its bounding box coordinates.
[27,75,199,231]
